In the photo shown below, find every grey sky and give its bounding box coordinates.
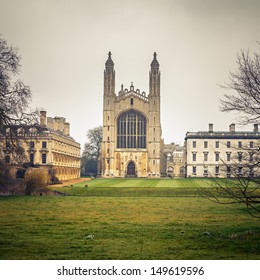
[0,0,260,148]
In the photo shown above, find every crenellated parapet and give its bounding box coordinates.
[116,83,148,102]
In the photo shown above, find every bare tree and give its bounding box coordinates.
[220,48,260,124]
[200,46,260,218]
[0,36,38,127]
[81,126,103,176]
[200,142,260,218]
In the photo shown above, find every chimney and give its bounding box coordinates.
[40,111,47,126]
[209,123,213,133]
[54,117,60,131]
[254,124,259,133]
[229,123,235,133]
[64,122,70,136]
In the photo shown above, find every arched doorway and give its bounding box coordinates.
[127,161,136,176]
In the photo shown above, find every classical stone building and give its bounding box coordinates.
[0,111,81,181]
[164,143,185,177]
[185,123,260,178]
[100,52,166,177]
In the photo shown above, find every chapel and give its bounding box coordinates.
[100,52,166,177]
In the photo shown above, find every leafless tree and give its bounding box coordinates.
[0,36,38,127]
[220,47,260,125]
[200,142,260,218]
[200,46,260,218]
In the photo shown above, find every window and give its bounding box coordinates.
[30,141,35,148]
[130,98,133,105]
[238,152,243,162]
[249,153,253,162]
[249,141,253,148]
[30,154,34,164]
[5,155,10,164]
[42,141,47,148]
[29,127,37,135]
[227,166,231,176]
[204,152,208,161]
[107,136,110,142]
[192,141,196,148]
[108,126,110,131]
[227,141,231,148]
[249,167,254,177]
[238,166,243,176]
[107,159,110,164]
[192,166,196,174]
[42,154,46,164]
[6,141,10,148]
[226,153,231,162]
[215,166,219,175]
[167,166,173,173]
[107,148,110,154]
[204,168,208,177]
[192,153,196,162]
[215,153,219,161]
[238,141,242,148]
[17,128,25,136]
[117,110,146,149]
[204,141,208,148]
[215,141,219,148]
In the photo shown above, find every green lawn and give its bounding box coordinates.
[0,178,259,260]
[54,178,210,197]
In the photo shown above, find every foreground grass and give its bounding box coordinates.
[0,180,259,259]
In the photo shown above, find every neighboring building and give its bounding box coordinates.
[100,52,166,177]
[164,143,185,177]
[0,111,81,181]
[185,123,260,178]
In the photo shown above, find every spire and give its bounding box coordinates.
[151,52,159,69]
[149,52,160,96]
[105,51,114,69]
[104,51,115,96]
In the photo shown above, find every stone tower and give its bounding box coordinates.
[148,53,163,175]
[100,52,165,177]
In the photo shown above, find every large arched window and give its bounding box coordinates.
[117,110,146,149]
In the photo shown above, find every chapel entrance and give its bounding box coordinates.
[126,161,136,177]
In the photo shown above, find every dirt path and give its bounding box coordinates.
[50,177,91,187]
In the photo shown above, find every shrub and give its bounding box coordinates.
[24,168,50,195]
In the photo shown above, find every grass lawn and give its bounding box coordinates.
[0,178,259,260]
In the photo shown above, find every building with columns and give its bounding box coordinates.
[0,111,81,181]
[100,52,166,177]
[185,123,260,178]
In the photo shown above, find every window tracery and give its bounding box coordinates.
[117,110,146,149]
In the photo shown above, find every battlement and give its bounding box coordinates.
[116,83,148,102]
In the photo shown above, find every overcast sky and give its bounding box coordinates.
[0,0,260,148]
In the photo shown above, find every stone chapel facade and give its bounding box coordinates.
[100,52,166,177]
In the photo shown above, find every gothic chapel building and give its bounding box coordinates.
[100,52,166,177]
